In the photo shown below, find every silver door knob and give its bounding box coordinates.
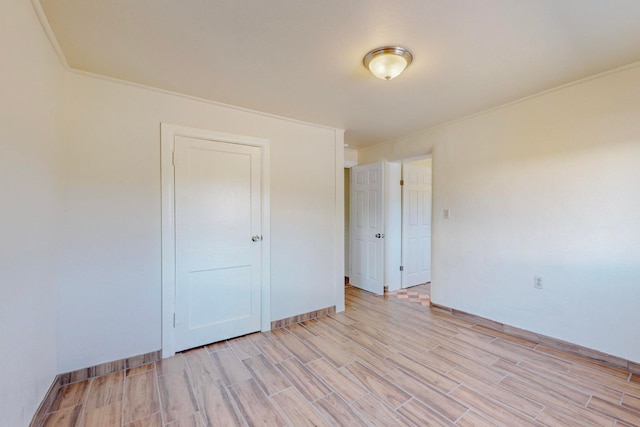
[251,235,262,242]
[375,233,385,238]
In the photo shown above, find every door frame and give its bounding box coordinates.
[160,123,271,358]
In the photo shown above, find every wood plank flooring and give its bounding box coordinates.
[35,285,640,426]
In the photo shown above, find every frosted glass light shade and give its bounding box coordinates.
[363,46,413,80]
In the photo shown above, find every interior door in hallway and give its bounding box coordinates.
[401,163,432,288]
[173,136,262,352]
[349,162,384,295]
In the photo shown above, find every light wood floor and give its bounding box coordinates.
[37,285,640,426]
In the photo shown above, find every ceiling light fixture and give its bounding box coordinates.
[363,46,413,80]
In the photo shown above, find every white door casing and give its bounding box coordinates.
[349,162,385,295]
[401,163,432,288]
[161,124,270,358]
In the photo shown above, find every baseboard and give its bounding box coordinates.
[30,375,62,427]
[30,349,160,426]
[434,303,639,375]
[271,305,336,329]
[58,349,161,386]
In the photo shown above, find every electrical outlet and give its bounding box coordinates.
[534,276,543,289]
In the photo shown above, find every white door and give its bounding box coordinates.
[173,135,262,352]
[401,163,432,288]
[349,162,384,295]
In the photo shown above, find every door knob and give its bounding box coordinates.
[375,233,385,238]
[251,235,262,242]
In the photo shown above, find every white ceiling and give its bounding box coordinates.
[39,0,640,148]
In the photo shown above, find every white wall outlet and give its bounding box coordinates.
[443,208,451,219]
[534,276,543,289]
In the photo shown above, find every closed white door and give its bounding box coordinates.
[173,135,262,351]
[401,164,432,288]
[349,162,384,295]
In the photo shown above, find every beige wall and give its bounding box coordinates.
[0,1,65,425]
[359,65,640,362]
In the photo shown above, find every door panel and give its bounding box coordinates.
[402,163,432,288]
[174,136,261,351]
[187,266,251,328]
[349,162,384,295]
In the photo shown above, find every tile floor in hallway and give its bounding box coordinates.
[36,285,640,426]
[386,283,431,307]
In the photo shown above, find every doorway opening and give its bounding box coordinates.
[161,124,271,358]
[346,155,432,297]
